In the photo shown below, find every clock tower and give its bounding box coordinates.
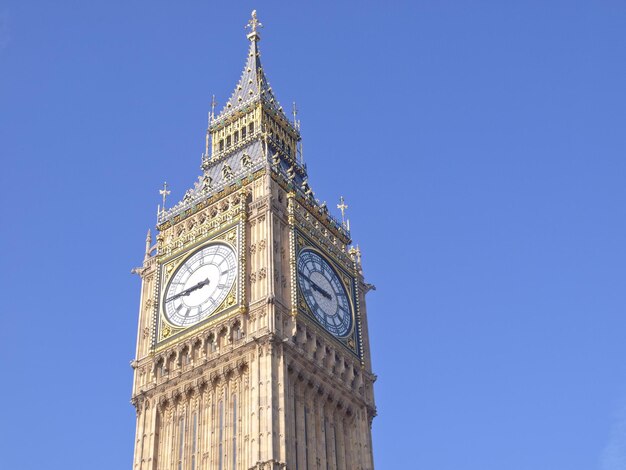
[131,12,376,470]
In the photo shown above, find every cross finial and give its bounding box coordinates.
[159,181,171,211]
[246,10,263,41]
[337,196,349,227]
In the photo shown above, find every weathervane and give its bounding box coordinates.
[246,10,263,40]
[159,182,171,211]
[337,196,350,230]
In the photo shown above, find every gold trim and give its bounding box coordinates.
[294,243,357,340]
[157,169,264,232]
[154,305,241,352]
[156,227,242,345]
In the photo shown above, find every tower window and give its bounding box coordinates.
[304,406,310,467]
[226,136,232,148]
[191,412,198,470]
[234,131,239,143]
[294,393,299,470]
[177,415,185,470]
[241,126,246,139]
[219,140,224,151]
[334,421,340,469]
[182,350,190,366]
[218,400,224,470]
[249,122,254,134]
[232,395,237,469]
[324,417,330,470]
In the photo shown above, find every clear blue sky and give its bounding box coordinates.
[1,1,625,469]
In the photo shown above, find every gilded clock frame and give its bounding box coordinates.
[152,222,245,349]
[293,229,362,358]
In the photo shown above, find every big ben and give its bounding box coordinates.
[131,11,376,470]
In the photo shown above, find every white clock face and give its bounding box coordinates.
[163,243,237,327]
[297,249,352,338]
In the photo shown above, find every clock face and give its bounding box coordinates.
[297,249,352,337]
[163,243,237,327]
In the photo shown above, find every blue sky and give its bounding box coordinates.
[1,1,625,469]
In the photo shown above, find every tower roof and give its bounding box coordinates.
[158,12,353,243]
[212,10,286,125]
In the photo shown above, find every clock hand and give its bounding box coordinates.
[311,283,332,300]
[298,271,332,300]
[166,278,210,303]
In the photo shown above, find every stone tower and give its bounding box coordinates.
[131,11,376,470]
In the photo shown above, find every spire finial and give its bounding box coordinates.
[159,182,171,211]
[246,10,263,41]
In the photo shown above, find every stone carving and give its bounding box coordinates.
[241,152,252,169]
[222,164,234,179]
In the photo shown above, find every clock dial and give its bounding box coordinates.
[297,249,352,338]
[163,243,237,327]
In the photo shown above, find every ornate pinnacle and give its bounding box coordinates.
[292,101,300,130]
[246,10,263,41]
[205,95,217,157]
[210,94,217,121]
[144,229,152,260]
[349,245,362,266]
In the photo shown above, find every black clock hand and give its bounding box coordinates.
[311,283,332,300]
[298,271,332,300]
[166,278,210,303]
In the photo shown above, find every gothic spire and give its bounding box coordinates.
[212,10,286,125]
